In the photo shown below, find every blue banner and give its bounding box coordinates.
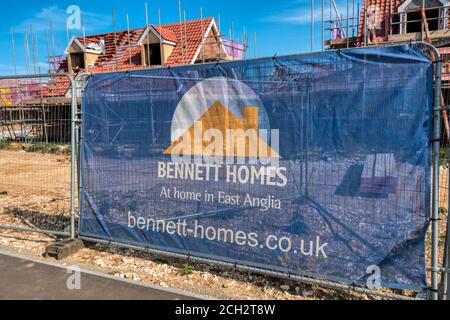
[79,45,433,290]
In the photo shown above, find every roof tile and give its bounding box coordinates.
[46,18,216,96]
[357,0,405,43]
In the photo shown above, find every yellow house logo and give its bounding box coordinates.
[164,101,279,158]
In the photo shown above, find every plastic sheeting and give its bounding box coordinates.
[79,45,433,290]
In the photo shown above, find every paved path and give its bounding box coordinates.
[0,251,201,300]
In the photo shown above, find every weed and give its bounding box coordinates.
[440,149,449,167]
[24,143,63,155]
[179,264,194,276]
[0,140,11,150]
[154,258,168,265]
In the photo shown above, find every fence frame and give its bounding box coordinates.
[0,73,77,239]
[428,43,443,301]
[0,43,445,300]
[73,42,447,300]
[441,112,450,300]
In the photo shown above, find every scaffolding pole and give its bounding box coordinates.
[35,32,41,75]
[126,14,132,66]
[24,33,31,75]
[10,27,17,75]
[352,0,355,38]
[159,8,163,66]
[254,32,257,58]
[332,0,346,38]
[45,29,51,73]
[82,14,88,73]
[364,5,367,46]
[330,0,332,44]
[201,7,205,64]
[347,0,350,48]
[112,7,118,70]
[322,0,325,51]
[145,2,151,67]
[232,21,235,61]
[178,0,185,64]
[184,10,188,63]
[50,21,56,72]
[312,0,315,52]
[30,25,37,76]
[65,19,73,74]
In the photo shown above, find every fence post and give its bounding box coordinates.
[417,42,444,300]
[430,44,442,301]
[443,143,450,300]
[74,72,92,238]
[69,74,76,239]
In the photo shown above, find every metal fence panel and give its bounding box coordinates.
[0,73,76,237]
[79,45,433,292]
[440,144,450,300]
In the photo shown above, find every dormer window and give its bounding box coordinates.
[70,52,85,69]
[143,43,162,66]
[66,37,106,71]
[138,26,177,66]
[67,39,85,70]
[398,0,449,34]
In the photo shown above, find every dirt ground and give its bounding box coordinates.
[0,149,70,195]
[0,149,71,233]
[1,149,448,300]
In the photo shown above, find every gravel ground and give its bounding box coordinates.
[1,149,447,300]
[0,227,379,300]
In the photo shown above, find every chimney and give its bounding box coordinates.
[243,107,259,131]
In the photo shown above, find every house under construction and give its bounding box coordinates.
[0,16,247,143]
[325,0,450,145]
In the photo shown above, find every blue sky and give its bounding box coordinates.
[0,0,357,75]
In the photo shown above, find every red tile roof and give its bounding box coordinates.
[44,18,217,97]
[77,27,146,69]
[157,18,214,65]
[42,76,71,98]
[70,17,214,70]
[151,25,178,43]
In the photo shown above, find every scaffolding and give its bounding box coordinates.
[323,1,450,144]
[324,0,360,49]
[0,77,72,144]
[3,10,248,143]
[324,1,450,48]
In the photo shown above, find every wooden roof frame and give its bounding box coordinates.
[137,26,177,46]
